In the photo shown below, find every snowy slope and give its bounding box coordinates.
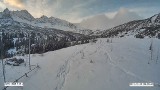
[101,13,160,38]
[0,38,160,90]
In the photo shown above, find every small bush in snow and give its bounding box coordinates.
[107,39,109,42]
[135,34,144,39]
[90,60,94,63]
[158,33,160,39]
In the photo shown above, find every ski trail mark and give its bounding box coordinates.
[104,50,153,83]
[55,46,87,90]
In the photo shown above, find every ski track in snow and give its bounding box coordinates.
[103,41,154,83]
[86,39,153,84]
[55,46,87,90]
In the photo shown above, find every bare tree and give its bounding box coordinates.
[107,39,109,43]
[148,39,153,64]
[156,47,159,64]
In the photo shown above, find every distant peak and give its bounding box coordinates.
[40,15,48,19]
[149,13,160,23]
[20,10,29,13]
[16,9,32,16]
[4,8,9,11]
[2,8,12,19]
[49,16,56,19]
[3,8,10,13]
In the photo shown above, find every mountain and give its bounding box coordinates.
[79,8,142,30]
[0,8,92,35]
[0,8,95,58]
[101,13,160,38]
[11,9,35,22]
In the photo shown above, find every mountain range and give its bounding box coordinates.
[0,8,92,35]
[101,13,160,38]
[0,8,95,57]
[0,8,160,39]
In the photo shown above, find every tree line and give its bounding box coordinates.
[0,31,96,58]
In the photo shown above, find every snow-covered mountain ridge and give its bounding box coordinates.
[0,8,92,35]
[101,13,160,38]
[0,9,94,58]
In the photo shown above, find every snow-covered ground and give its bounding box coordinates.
[0,38,160,90]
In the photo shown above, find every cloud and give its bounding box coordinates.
[3,0,24,8]
[48,0,97,23]
[130,7,160,18]
[24,0,51,18]
[105,11,117,19]
[112,7,142,25]
[59,11,83,23]
[0,1,6,10]
[79,8,143,30]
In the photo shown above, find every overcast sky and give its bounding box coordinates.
[0,0,160,23]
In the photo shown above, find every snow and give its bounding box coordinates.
[1,9,91,35]
[7,47,17,54]
[13,38,18,44]
[7,38,18,54]
[0,38,160,90]
[9,10,91,35]
[151,15,158,23]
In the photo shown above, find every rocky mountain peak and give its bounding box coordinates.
[3,8,10,14]
[2,8,12,19]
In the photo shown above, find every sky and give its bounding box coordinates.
[0,0,160,23]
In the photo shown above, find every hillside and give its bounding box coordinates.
[0,38,160,90]
[0,17,92,59]
[101,13,160,38]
